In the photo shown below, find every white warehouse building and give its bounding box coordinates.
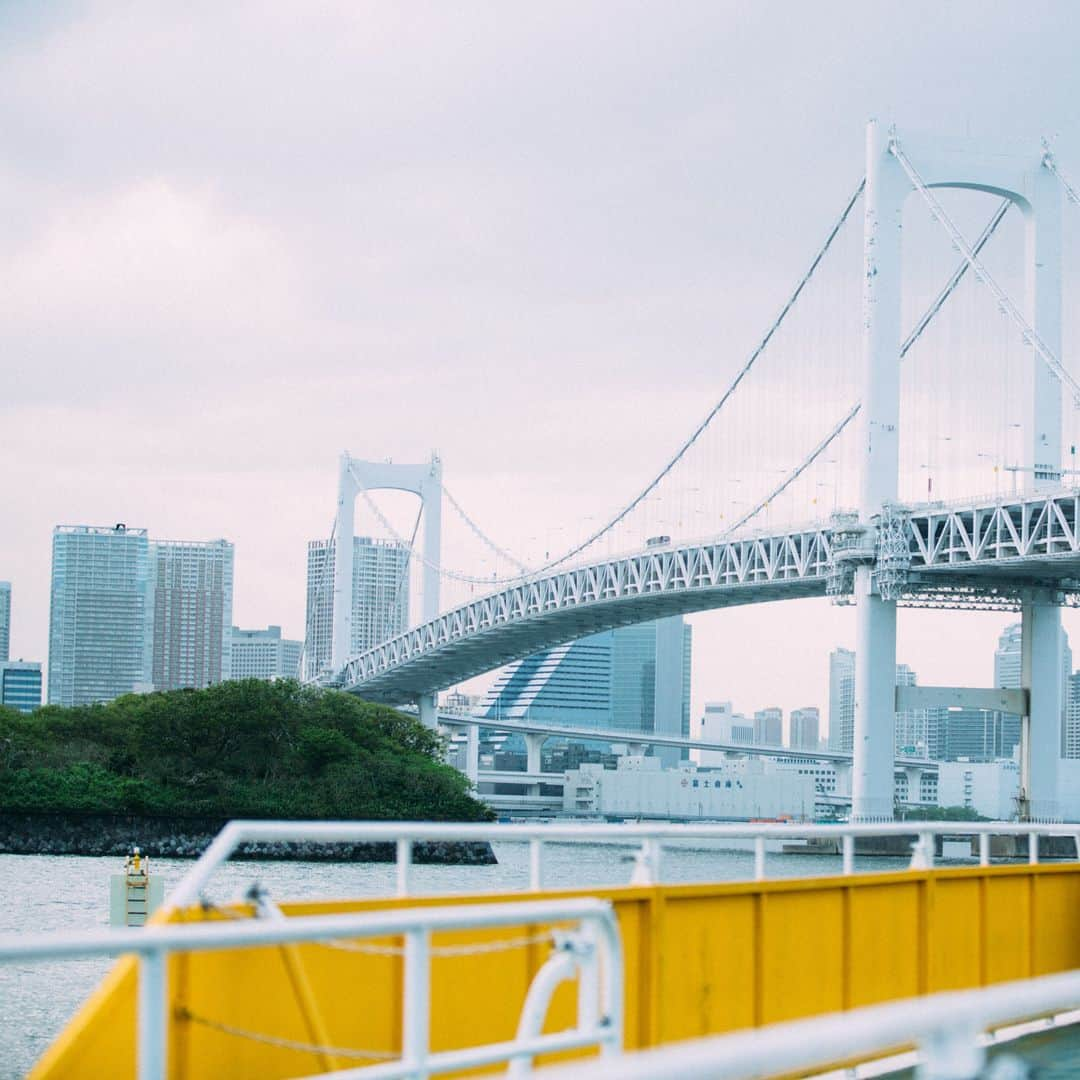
[563,756,815,821]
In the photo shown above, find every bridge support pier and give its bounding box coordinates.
[852,577,898,821]
[1021,598,1063,822]
[464,723,479,786]
[418,693,437,730]
[524,732,547,776]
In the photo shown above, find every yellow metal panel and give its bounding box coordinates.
[656,893,757,1042]
[846,881,922,1006]
[759,889,844,1023]
[983,875,1032,984]
[30,864,1080,1080]
[27,954,139,1080]
[926,877,982,991]
[1031,869,1080,975]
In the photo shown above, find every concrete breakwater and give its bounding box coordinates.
[0,812,497,864]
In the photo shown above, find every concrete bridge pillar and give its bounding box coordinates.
[524,732,547,776]
[418,693,437,730]
[903,766,924,805]
[1021,598,1063,821]
[464,723,479,787]
[438,720,480,786]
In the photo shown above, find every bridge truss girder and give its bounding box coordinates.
[339,489,1080,707]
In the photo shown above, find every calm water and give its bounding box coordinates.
[0,841,923,1078]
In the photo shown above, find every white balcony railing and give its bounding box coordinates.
[532,968,1080,1080]
[0,897,623,1080]
[166,819,1080,909]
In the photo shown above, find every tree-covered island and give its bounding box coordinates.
[0,680,491,826]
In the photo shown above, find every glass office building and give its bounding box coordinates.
[48,524,152,706]
[481,616,692,766]
[0,660,41,713]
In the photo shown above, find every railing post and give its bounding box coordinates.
[1029,831,1039,865]
[630,838,662,886]
[576,919,600,1033]
[842,833,855,876]
[402,927,431,1078]
[529,839,544,891]
[918,1022,984,1079]
[138,948,167,1080]
[979,831,990,867]
[397,838,413,898]
[754,835,767,881]
[921,831,935,870]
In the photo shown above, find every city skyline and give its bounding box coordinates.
[11,516,1080,727]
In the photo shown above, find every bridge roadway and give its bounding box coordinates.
[340,489,1080,704]
[435,713,937,772]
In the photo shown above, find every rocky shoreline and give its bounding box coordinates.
[0,812,497,864]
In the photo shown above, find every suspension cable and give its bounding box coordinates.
[341,164,1024,600]
[379,504,423,641]
[726,192,1016,534]
[1042,139,1080,206]
[422,177,866,583]
[443,484,531,573]
[437,183,1011,567]
[722,403,861,536]
[901,197,1011,359]
[891,135,1080,405]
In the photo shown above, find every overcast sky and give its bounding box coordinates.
[5,2,1080,730]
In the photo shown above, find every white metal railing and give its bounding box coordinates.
[0,897,622,1080]
[165,819,1080,909]
[530,968,1080,1080]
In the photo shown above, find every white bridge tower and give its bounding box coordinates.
[856,121,1064,820]
[331,452,443,727]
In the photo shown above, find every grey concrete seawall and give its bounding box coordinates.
[0,812,496,864]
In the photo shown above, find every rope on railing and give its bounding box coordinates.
[198,896,563,957]
[176,1007,399,1061]
[322,928,559,957]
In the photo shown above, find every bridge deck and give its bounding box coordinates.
[341,490,1080,704]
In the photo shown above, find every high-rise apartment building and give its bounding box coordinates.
[828,650,940,756]
[1068,673,1080,760]
[149,540,234,691]
[305,536,410,678]
[753,707,783,746]
[482,617,692,767]
[994,622,1071,756]
[828,648,856,751]
[894,663,938,758]
[993,623,1024,690]
[0,581,9,662]
[231,626,303,682]
[48,524,152,706]
[0,660,41,713]
[790,707,820,751]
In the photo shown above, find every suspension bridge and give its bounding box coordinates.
[307,122,1080,822]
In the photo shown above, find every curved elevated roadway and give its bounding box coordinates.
[340,490,1080,705]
